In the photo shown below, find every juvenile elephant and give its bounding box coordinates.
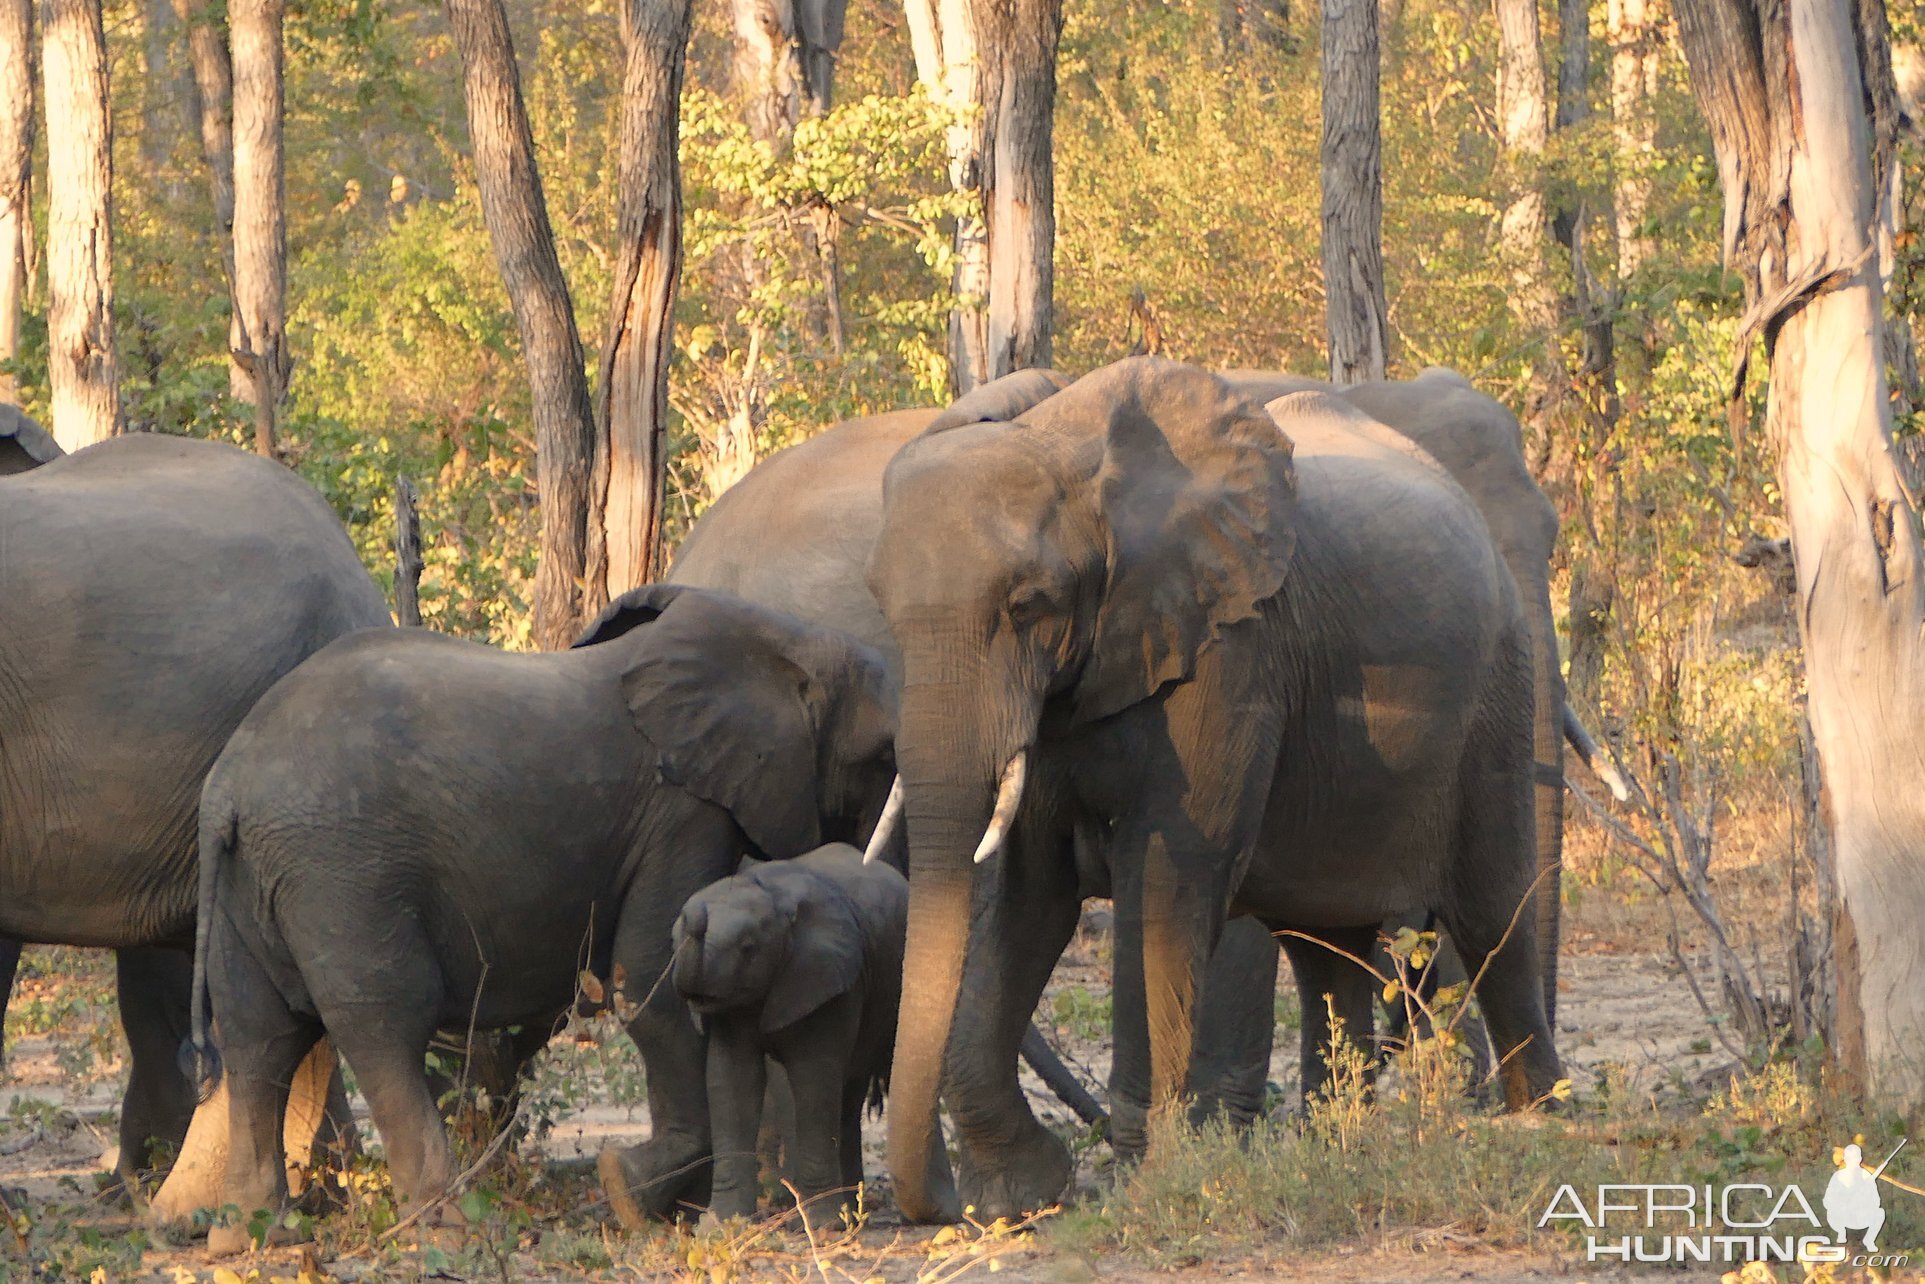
[869,359,1564,1220]
[181,585,900,1251]
[0,430,387,1205]
[674,844,906,1221]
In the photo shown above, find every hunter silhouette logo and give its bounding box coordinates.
[1540,1135,1918,1266]
[1825,1138,1906,1252]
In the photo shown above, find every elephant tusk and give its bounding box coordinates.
[973,750,1028,864]
[863,776,906,864]
[1562,702,1632,802]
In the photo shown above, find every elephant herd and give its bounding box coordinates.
[0,358,1621,1248]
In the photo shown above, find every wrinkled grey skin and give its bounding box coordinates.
[872,360,1562,1222]
[674,844,908,1221]
[183,586,899,1252]
[0,431,388,1199]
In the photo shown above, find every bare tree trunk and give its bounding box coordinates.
[446,0,601,652]
[1320,0,1389,384]
[904,0,989,392]
[393,476,423,628]
[1674,0,1925,1103]
[972,0,1061,377]
[733,0,845,137]
[1608,0,1657,280]
[1494,0,1565,468]
[140,0,180,176]
[0,0,31,407]
[171,0,243,400]
[597,0,692,595]
[41,0,118,451]
[229,0,285,457]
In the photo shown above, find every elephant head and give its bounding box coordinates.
[671,859,866,1033]
[574,585,900,861]
[864,357,1298,1218]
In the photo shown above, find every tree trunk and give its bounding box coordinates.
[972,0,1061,379]
[446,0,601,652]
[0,0,31,408]
[1608,0,1657,280]
[1319,0,1389,385]
[171,0,243,401]
[393,476,423,628]
[229,0,285,457]
[41,0,118,451]
[1673,0,1925,1103]
[140,0,181,177]
[904,0,989,392]
[1494,0,1565,466]
[596,0,692,596]
[732,0,845,139]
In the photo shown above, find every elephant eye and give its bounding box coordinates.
[1008,583,1050,626]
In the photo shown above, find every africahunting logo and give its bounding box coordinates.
[1538,1137,1915,1267]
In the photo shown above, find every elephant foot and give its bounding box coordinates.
[598,1137,708,1229]
[957,1123,1072,1221]
[1107,1097,1149,1166]
[206,1208,310,1257]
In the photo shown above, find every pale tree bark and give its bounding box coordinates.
[597,0,692,595]
[904,0,989,391]
[972,0,1061,377]
[0,0,31,407]
[1673,0,1925,1102]
[1320,0,1389,384]
[1607,0,1658,280]
[446,0,600,652]
[170,0,244,399]
[1495,0,1565,465]
[41,0,118,450]
[229,0,285,457]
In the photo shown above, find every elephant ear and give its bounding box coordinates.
[760,869,865,1034]
[926,368,1072,433]
[571,583,694,649]
[1035,358,1298,726]
[613,589,825,860]
[0,405,61,476]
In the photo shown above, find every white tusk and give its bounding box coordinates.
[973,750,1029,864]
[862,776,906,864]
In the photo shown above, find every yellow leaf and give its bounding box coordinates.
[1382,981,1401,1003]
[213,1271,247,1284]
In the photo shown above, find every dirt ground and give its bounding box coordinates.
[0,829,1892,1282]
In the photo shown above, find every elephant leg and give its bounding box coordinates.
[782,1049,852,1220]
[330,1012,455,1220]
[703,1021,766,1221]
[837,1080,867,1210]
[114,946,197,1189]
[946,819,1081,1221]
[0,937,19,1067]
[149,1037,349,1226]
[1276,924,1380,1108]
[1185,917,1279,1130]
[1109,831,1237,1163]
[204,931,325,1256]
[601,842,736,1226]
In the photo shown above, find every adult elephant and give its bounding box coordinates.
[868,359,1562,1221]
[0,430,391,1206]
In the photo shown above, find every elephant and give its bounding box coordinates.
[178,584,905,1252]
[673,843,906,1222]
[865,358,1563,1221]
[0,429,389,1205]
[671,367,1614,1142]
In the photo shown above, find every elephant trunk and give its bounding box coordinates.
[1524,575,1564,1027]
[672,903,709,1000]
[887,651,1028,1223]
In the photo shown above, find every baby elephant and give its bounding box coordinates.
[674,844,905,1221]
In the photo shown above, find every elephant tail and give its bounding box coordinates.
[178,799,233,1104]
